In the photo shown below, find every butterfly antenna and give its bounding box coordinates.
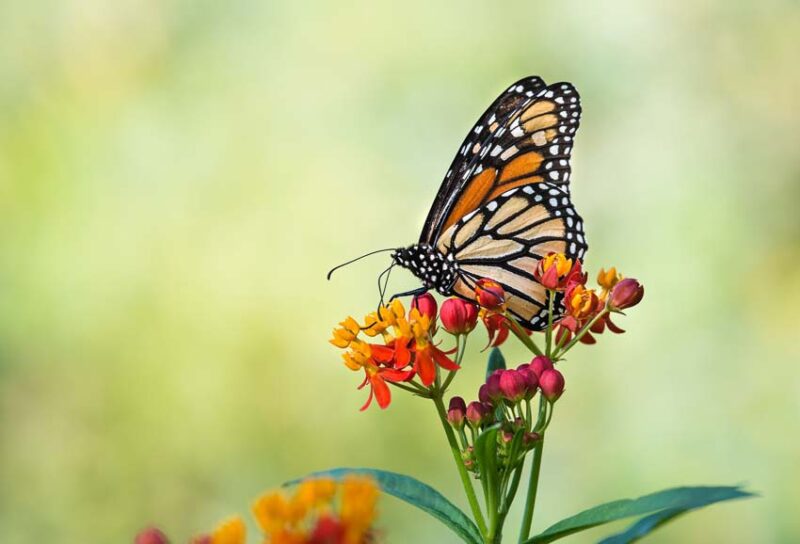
[326,248,397,280]
[378,262,395,308]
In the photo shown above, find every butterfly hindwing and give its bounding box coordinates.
[420,77,581,245]
[436,182,587,330]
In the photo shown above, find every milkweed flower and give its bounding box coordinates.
[440,298,479,335]
[411,293,438,320]
[608,278,644,311]
[330,299,459,409]
[539,368,565,402]
[135,527,169,544]
[534,253,585,291]
[475,279,506,310]
[252,477,379,544]
[564,284,601,321]
[447,396,467,428]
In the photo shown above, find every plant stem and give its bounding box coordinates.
[553,309,609,358]
[433,394,489,538]
[518,435,545,543]
[545,290,554,356]
[505,314,544,356]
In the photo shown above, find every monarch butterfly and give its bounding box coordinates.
[330,76,587,330]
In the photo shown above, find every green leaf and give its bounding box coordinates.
[285,467,482,544]
[524,485,755,544]
[597,508,685,544]
[474,425,501,518]
[486,347,506,379]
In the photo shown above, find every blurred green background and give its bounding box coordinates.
[1,1,798,542]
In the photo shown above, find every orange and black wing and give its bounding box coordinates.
[420,76,581,245]
[435,183,587,329]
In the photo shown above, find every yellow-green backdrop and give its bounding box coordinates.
[1,1,798,542]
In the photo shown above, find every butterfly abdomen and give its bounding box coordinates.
[392,245,459,295]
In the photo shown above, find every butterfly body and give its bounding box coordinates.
[392,244,460,294]
[392,76,588,330]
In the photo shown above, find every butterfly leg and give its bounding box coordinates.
[389,287,429,301]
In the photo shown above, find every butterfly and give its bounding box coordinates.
[390,76,588,330]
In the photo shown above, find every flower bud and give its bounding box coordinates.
[516,364,539,398]
[466,401,488,428]
[475,279,506,310]
[478,383,491,404]
[135,528,170,544]
[608,278,644,311]
[440,298,479,335]
[523,431,541,448]
[485,372,503,402]
[539,369,565,402]
[499,369,527,403]
[529,355,554,378]
[411,293,438,320]
[501,430,514,444]
[597,267,622,292]
[447,396,467,428]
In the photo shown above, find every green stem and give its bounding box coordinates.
[553,309,609,359]
[518,435,545,542]
[433,394,489,538]
[441,334,467,392]
[545,290,554,356]
[505,314,544,356]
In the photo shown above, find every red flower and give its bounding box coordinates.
[482,312,511,348]
[413,342,459,386]
[475,279,506,310]
[309,515,346,544]
[411,293,438,320]
[539,368,565,402]
[499,369,527,403]
[440,298,479,335]
[135,528,169,544]
[359,366,414,410]
[608,278,644,311]
[534,253,585,291]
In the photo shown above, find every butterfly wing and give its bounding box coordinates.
[420,76,581,245]
[435,183,587,329]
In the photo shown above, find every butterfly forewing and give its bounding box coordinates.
[420,77,581,245]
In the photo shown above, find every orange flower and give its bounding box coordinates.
[564,284,601,321]
[534,253,585,291]
[475,279,506,310]
[331,299,459,409]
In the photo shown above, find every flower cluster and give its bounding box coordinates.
[447,355,564,476]
[135,477,380,544]
[330,296,460,409]
[530,255,645,349]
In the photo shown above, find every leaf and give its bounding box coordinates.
[474,425,500,515]
[486,347,506,379]
[597,508,685,544]
[524,485,755,544]
[285,467,482,544]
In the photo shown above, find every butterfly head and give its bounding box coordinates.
[391,244,459,295]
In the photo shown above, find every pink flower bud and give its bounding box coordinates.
[516,364,539,398]
[499,369,527,403]
[135,528,169,544]
[501,430,514,444]
[608,278,644,311]
[485,373,503,401]
[529,355,554,378]
[475,279,506,310]
[539,368,565,402]
[447,396,467,428]
[440,298,479,335]
[478,383,491,404]
[412,293,438,320]
[523,431,541,448]
[466,401,488,427]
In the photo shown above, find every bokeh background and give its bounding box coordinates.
[1,0,798,542]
